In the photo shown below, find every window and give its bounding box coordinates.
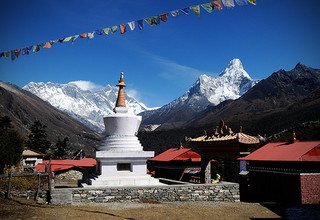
[117,163,131,171]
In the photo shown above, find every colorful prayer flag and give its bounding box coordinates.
[43,42,52,49]
[145,16,160,26]
[247,0,256,5]
[170,10,179,17]
[11,50,16,61]
[62,36,72,42]
[128,21,135,31]
[102,28,110,35]
[2,51,10,58]
[22,47,30,55]
[95,29,104,35]
[32,45,41,52]
[222,0,235,8]
[120,24,126,34]
[201,3,213,13]
[235,0,248,6]
[190,5,201,16]
[160,13,169,22]
[80,33,87,38]
[180,8,190,15]
[87,32,94,39]
[137,20,144,30]
[212,0,223,10]
[71,35,79,43]
[111,26,118,33]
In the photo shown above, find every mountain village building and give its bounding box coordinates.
[188,120,260,183]
[21,149,46,170]
[238,138,320,204]
[148,147,213,183]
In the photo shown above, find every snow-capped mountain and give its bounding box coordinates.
[140,58,259,129]
[23,82,150,132]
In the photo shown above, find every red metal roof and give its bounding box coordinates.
[149,148,201,162]
[238,141,320,162]
[35,158,97,172]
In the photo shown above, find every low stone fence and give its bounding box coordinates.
[51,182,239,204]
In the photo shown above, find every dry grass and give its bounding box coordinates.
[0,197,281,220]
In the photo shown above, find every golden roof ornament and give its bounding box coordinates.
[115,72,126,108]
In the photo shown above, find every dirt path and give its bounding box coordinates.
[0,198,282,220]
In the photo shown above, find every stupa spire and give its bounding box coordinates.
[115,72,126,108]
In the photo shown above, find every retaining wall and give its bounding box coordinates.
[51,182,239,204]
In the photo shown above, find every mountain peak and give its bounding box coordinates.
[228,58,243,69]
[219,58,251,80]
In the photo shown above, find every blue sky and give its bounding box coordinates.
[0,0,320,107]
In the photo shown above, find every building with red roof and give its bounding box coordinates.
[148,147,215,183]
[35,158,97,173]
[238,139,320,204]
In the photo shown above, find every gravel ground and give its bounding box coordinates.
[0,198,281,220]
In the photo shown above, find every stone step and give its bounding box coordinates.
[51,189,72,205]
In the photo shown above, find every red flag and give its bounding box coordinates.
[43,42,52,49]
[160,13,168,22]
[80,33,87,38]
[120,24,126,34]
[212,0,223,10]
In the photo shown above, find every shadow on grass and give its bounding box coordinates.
[259,202,320,220]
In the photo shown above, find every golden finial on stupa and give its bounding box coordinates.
[115,72,126,108]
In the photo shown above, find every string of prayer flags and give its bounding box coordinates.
[1,0,256,61]
[190,5,201,16]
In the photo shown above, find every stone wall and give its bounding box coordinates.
[300,173,320,204]
[51,182,239,204]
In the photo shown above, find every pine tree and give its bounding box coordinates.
[0,116,24,174]
[53,137,70,159]
[26,120,51,154]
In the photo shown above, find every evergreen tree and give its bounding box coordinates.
[0,116,24,174]
[26,120,51,154]
[53,137,70,159]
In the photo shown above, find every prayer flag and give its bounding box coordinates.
[95,29,104,35]
[247,0,256,5]
[235,0,248,6]
[43,42,52,49]
[80,33,87,38]
[11,50,16,61]
[201,3,213,13]
[62,36,72,42]
[22,47,30,55]
[128,21,135,31]
[32,45,41,52]
[145,16,160,26]
[120,24,126,34]
[222,0,235,8]
[87,32,94,39]
[111,26,118,33]
[190,5,201,16]
[71,35,79,42]
[0,52,4,58]
[102,28,110,35]
[14,49,21,58]
[160,13,168,22]
[180,8,190,15]
[170,10,179,17]
[3,51,10,58]
[137,20,144,30]
[212,0,223,10]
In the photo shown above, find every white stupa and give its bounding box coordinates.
[86,73,161,187]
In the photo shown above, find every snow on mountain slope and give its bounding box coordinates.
[23,82,150,132]
[141,58,259,127]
